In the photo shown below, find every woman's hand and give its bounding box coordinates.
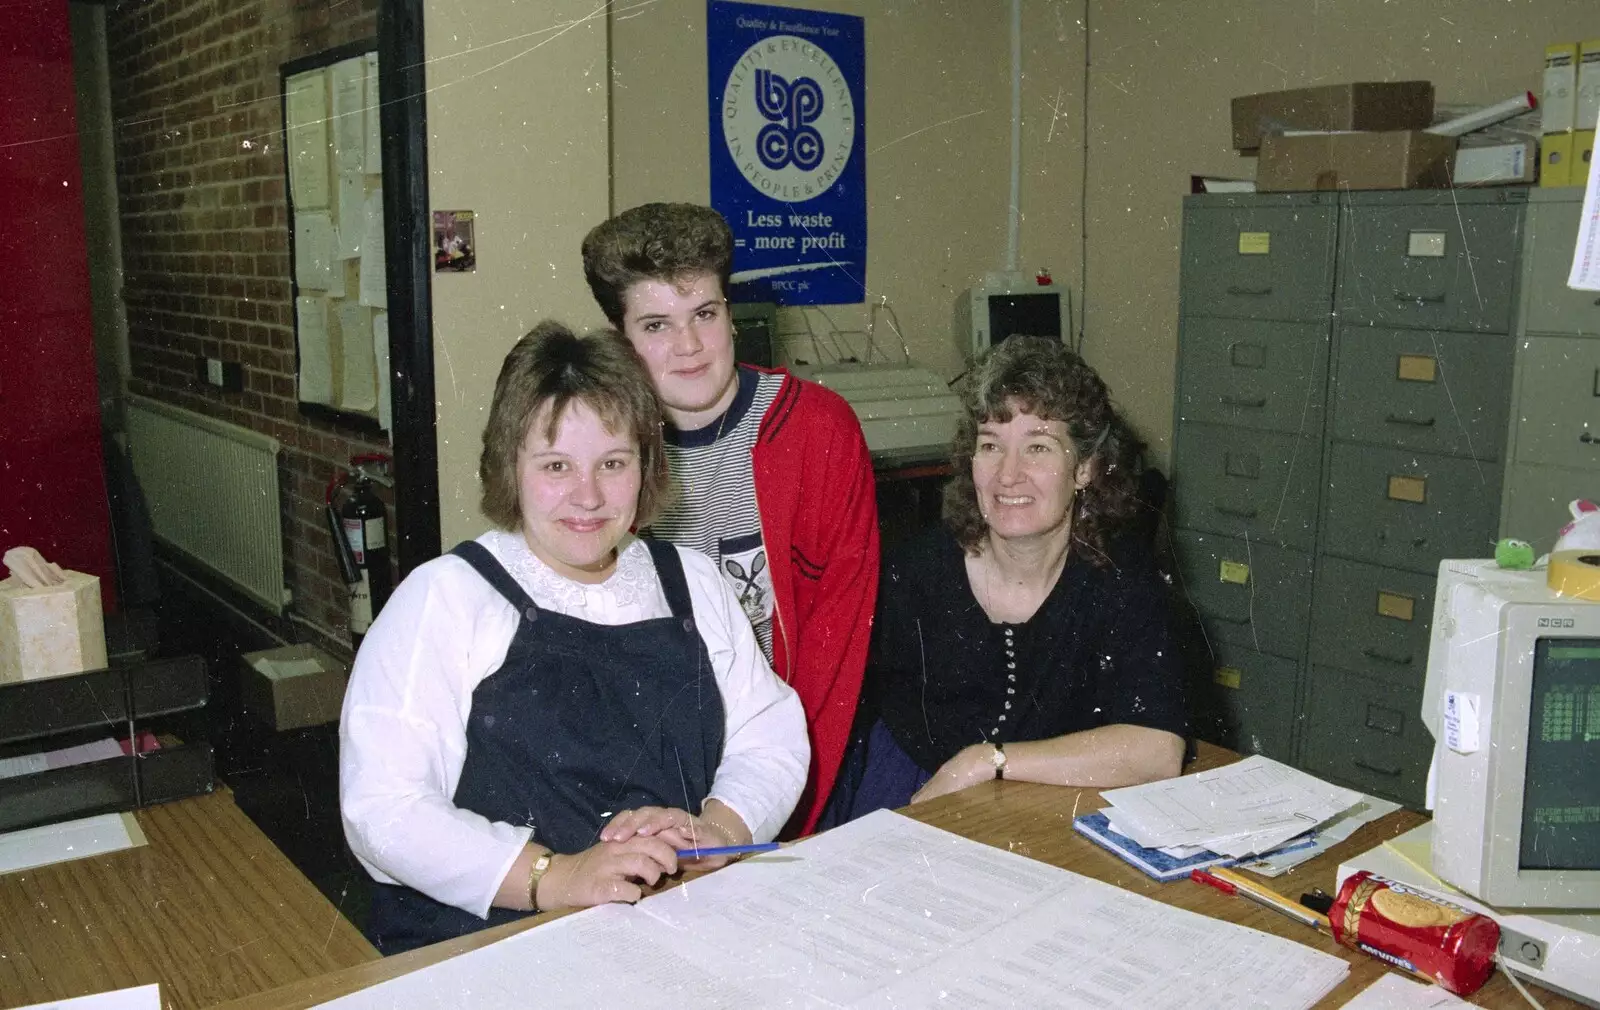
[535,835,678,911]
[910,744,998,805]
[601,802,752,869]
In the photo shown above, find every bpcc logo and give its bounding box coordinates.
[722,35,855,202]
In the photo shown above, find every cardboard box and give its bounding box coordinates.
[1580,39,1600,131]
[1577,130,1596,187]
[241,644,348,731]
[0,572,107,683]
[1452,140,1538,186]
[1256,130,1456,192]
[1545,43,1579,133]
[1231,82,1433,151]
[1542,132,1574,187]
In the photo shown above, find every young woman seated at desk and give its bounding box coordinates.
[827,336,1185,821]
[340,322,809,955]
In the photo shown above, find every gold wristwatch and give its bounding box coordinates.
[990,741,1007,780]
[527,850,553,912]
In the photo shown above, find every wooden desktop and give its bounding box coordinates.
[206,742,1581,1010]
[0,789,377,1009]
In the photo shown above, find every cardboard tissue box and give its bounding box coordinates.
[1232,82,1435,151]
[241,644,349,731]
[1256,130,1456,192]
[0,571,108,683]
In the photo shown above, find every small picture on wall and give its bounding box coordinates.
[433,210,475,272]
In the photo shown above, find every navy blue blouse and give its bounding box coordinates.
[868,527,1187,774]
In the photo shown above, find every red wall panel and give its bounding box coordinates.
[0,0,115,610]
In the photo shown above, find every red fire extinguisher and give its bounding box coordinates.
[326,453,393,650]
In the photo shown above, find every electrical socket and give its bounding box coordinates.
[194,355,245,393]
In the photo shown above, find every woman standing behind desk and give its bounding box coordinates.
[340,323,809,954]
[829,336,1186,820]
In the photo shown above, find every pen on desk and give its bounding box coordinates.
[675,842,780,859]
[1190,868,1330,932]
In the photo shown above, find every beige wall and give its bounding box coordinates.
[1082,0,1599,466]
[424,2,611,547]
[610,0,1084,378]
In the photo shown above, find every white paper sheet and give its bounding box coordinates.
[296,295,333,405]
[1102,755,1364,857]
[331,57,365,174]
[0,812,144,875]
[358,187,386,308]
[373,311,391,433]
[0,738,123,779]
[313,811,1347,1010]
[338,303,377,411]
[285,70,329,209]
[1236,794,1403,878]
[1338,974,1467,1009]
[337,173,366,259]
[363,53,382,174]
[1569,103,1600,291]
[294,212,335,291]
[11,984,161,1010]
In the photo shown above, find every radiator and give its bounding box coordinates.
[125,395,287,613]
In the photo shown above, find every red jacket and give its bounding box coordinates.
[750,367,880,836]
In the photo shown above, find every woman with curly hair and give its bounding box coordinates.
[827,335,1185,819]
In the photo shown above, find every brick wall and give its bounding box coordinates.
[105,0,389,656]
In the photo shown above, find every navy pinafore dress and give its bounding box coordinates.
[365,539,725,955]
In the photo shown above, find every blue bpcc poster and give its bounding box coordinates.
[707,1,866,306]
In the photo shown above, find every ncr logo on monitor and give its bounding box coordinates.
[1538,617,1577,628]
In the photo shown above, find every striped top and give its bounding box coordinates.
[644,366,783,663]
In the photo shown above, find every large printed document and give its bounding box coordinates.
[315,810,1347,1009]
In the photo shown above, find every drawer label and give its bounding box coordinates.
[1214,666,1242,689]
[1376,591,1416,621]
[1224,452,1261,479]
[1238,231,1270,255]
[1406,230,1447,258]
[1219,560,1251,585]
[1366,702,1405,735]
[1396,354,1437,383]
[1387,474,1427,504]
[1230,341,1267,369]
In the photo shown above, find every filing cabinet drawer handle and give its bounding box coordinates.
[1581,432,1600,445]
[1411,536,1428,548]
[1384,413,1436,428]
[1210,613,1252,626]
[1361,647,1414,667]
[1393,291,1446,304]
[1226,285,1273,297]
[1353,758,1402,777]
[1213,503,1260,519]
[1219,395,1267,408]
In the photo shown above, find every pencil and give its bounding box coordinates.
[1194,867,1332,932]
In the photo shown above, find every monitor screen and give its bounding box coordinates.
[986,293,1062,346]
[1520,637,1600,871]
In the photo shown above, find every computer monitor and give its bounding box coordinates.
[957,271,1071,360]
[1423,559,1600,909]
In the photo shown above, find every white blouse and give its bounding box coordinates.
[339,531,810,919]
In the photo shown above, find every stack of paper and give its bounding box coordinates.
[1100,755,1370,861]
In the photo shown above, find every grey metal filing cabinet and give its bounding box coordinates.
[1500,190,1600,554]
[1172,189,1527,808]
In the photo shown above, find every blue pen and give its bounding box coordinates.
[675,842,781,859]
